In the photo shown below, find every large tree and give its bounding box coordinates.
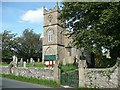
[59,2,120,59]
[14,29,42,60]
[2,30,17,60]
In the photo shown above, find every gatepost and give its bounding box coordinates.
[53,60,61,85]
[78,59,87,88]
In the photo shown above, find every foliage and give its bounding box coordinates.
[59,2,120,59]
[2,30,17,60]
[0,33,2,62]
[61,64,78,72]
[14,29,42,60]
[1,74,60,88]
[95,56,116,68]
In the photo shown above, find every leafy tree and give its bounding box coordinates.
[59,2,120,60]
[14,29,42,60]
[0,33,2,62]
[2,30,17,60]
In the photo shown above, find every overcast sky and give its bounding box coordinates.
[2,1,61,37]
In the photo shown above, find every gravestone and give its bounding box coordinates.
[30,58,33,63]
[37,58,40,62]
[8,57,17,74]
[23,61,26,68]
[12,55,16,62]
[32,60,35,66]
[15,56,18,66]
[20,58,23,66]
[27,59,29,63]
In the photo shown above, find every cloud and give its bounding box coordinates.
[20,7,43,24]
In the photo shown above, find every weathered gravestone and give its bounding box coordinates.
[27,59,29,63]
[23,61,26,68]
[30,58,33,63]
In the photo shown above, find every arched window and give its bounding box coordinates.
[48,30,53,42]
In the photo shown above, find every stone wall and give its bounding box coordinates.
[85,58,120,88]
[0,66,54,80]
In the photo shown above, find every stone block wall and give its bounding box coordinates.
[0,66,54,80]
[85,59,120,88]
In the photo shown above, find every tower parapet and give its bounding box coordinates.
[43,2,60,15]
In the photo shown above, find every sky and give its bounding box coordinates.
[1,1,61,37]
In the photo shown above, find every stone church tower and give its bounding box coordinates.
[42,2,79,66]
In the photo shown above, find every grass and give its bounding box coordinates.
[18,62,46,68]
[26,62,45,68]
[61,64,78,72]
[75,88,101,90]
[1,74,60,88]
[0,62,9,66]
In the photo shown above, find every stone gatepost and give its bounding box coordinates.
[117,57,120,88]
[78,59,87,88]
[53,60,61,85]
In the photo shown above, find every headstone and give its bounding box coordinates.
[15,56,18,64]
[30,58,33,63]
[23,61,26,68]
[32,60,35,66]
[27,59,29,63]
[37,58,40,62]
[20,58,23,66]
[12,55,16,62]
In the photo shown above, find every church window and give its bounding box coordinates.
[48,30,53,42]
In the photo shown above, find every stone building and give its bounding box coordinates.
[42,3,79,66]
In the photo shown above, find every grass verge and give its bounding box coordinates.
[1,74,60,88]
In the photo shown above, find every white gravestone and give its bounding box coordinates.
[37,58,40,62]
[27,59,29,63]
[30,58,33,63]
[15,56,18,64]
[20,58,23,66]
[32,60,35,66]
[23,61,26,68]
[12,55,16,62]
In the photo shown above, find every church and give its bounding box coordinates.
[42,3,80,67]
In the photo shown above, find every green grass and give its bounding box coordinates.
[61,64,78,72]
[0,62,9,66]
[26,62,45,68]
[75,88,101,90]
[18,62,45,68]
[1,74,60,88]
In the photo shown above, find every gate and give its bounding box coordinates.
[60,64,79,88]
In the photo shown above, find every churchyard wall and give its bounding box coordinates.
[84,58,120,88]
[0,67,54,80]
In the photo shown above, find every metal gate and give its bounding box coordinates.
[60,64,79,88]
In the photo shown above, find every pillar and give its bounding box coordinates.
[78,60,87,88]
[53,60,61,85]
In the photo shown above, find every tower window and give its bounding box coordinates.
[48,30,53,42]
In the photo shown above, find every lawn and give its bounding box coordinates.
[0,62,9,66]
[26,62,45,68]
[0,61,45,69]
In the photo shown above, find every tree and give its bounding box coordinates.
[0,33,2,62]
[14,29,42,60]
[2,30,17,60]
[59,2,120,60]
